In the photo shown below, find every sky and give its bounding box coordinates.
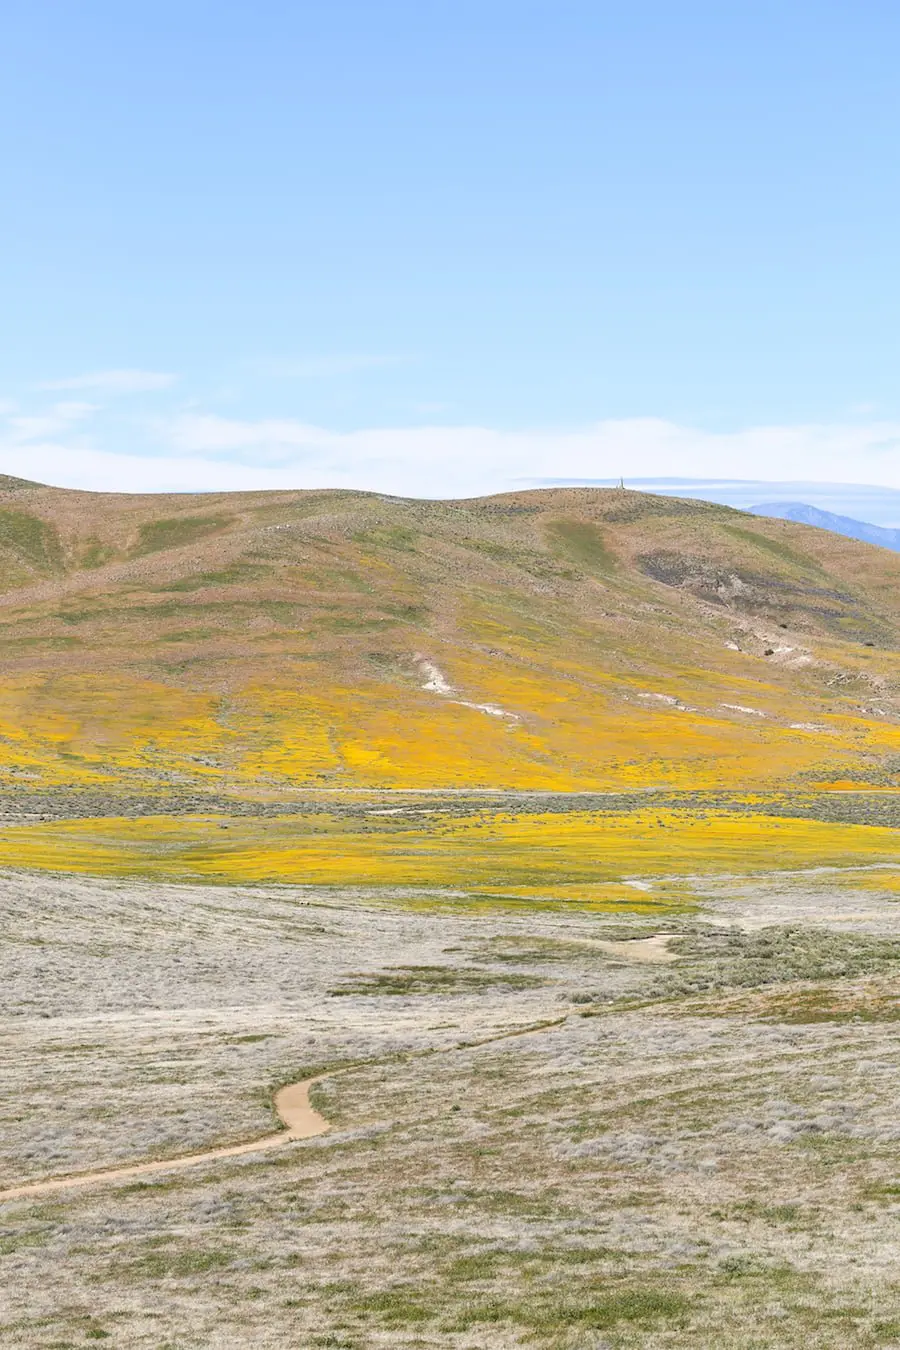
[3,1,900,513]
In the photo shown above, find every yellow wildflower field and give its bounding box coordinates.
[0,668,899,793]
[1,806,896,901]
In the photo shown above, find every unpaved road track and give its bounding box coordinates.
[0,1019,568,1203]
[0,1024,561,1203]
[0,1076,328,1202]
[0,936,678,1204]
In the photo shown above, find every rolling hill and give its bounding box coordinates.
[1,475,900,800]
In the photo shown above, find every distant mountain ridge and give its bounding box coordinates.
[751,502,900,553]
[530,478,900,527]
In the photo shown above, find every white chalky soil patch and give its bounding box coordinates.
[414,654,519,719]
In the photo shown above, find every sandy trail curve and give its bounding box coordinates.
[0,1017,565,1202]
[0,1007,601,1203]
[0,1076,328,1203]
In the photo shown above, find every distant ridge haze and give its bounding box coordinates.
[750,503,900,554]
[533,478,900,554]
[528,478,900,528]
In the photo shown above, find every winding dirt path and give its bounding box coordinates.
[0,983,669,1204]
[0,1076,328,1203]
[0,1016,569,1203]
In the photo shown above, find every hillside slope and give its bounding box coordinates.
[1,478,900,795]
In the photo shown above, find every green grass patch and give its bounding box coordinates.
[719,522,826,574]
[351,1288,431,1325]
[0,509,63,572]
[759,987,900,1023]
[80,540,116,569]
[859,1180,900,1202]
[353,526,418,552]
[159,628,220,643]
[313,614,399,633]
[329,964,543,996]
[546,518,616,575]
[113,1242,235,1279]
[152,563,274,591]
[449,1284,691,1333]
[658,926,900,999]
[0,1229,51,1256]
[133,514,234,556]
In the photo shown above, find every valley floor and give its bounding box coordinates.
[4,839,900,1348]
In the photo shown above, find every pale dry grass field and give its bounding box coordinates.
[5,868,900,1347]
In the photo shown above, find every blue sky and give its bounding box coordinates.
[3,1,900,506]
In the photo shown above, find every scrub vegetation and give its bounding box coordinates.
[5,870,900,1347]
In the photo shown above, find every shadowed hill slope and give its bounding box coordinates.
[2,479,900,795]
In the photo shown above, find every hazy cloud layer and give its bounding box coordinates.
[254,354,406,379]
[164,414,900,503]
[33,369,177,395]
[4,404,900,522]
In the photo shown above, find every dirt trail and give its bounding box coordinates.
[0,1076,328,1203]
[0,955,683,1204]
[0,1010,576,1203]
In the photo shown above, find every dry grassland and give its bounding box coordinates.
[5,836,900,1348]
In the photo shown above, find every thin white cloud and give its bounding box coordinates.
[257,354,406,379]
[5,402,96,443]
[4,415,900,507]
[168,414,331,459]
[0,442,298,494]
[34,369,177,395]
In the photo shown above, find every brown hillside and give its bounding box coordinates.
[1,480,899,794]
